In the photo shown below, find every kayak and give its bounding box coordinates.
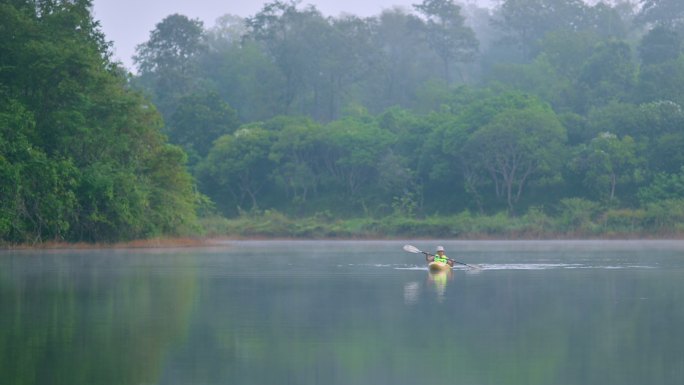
[428,261,452,272]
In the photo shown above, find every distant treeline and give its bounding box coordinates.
[133,1,684,220]
[3,0,684,243]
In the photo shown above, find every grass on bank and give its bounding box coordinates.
[199,198,684,239]
[4,237,214,250]
[6,198,684,248]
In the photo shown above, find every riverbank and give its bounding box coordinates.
[4,233,683,250]
[199,209,684,240]
[2,237,217,250]
[4,207,684,249]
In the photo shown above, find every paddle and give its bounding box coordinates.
[403,244,481,270]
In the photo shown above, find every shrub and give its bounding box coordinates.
[557,198,600,232]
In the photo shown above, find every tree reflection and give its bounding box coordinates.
[0,252,197,385]
[3,248,684,385]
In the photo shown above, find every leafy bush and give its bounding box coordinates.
[598,208,647,234]
[557,198,601,232]
[643,199,684,230]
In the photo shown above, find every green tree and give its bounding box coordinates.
[487,56,565,106]
[165,91,240,164]
[582,1,629,40]
[366,9,437,112]
[584,102,641,140]
[268,116,325,207]
[637,0,684,30]
[321,115,395,204]
[206,14,248,49]
[638,26,681,65]
[246,1,330,115]
[0,98,78,242]
[582,101,684,181]
[636,55,684,105]
[638,167,684,204]
[1,1,199,243]
[419,111,471,212]
[134,14,207,116]
[413,0,479,84]
[199,126,275,214]
[632,101,684,173]
[537,30,600,79]
[145,144,199,235]
[377,108,435,212]
[462,103,567,212]
[494,0,588,59]
[246,2,383,121]
[318,15,379,121]
[576,41,636,112]
[200,31,285,122]
[572,132,641,202]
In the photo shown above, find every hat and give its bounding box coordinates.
[436,246,445,252]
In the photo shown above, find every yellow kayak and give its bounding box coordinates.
[428,261,452,272]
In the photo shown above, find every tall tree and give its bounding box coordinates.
[638,26,681,65]
[572,132,641,202]
[637,0,684,30]
[576,41,636,112]
[581,1,630,40]
[321,116,395,202]
[366,8,436,111]
[413,0,479,84]
[494,0,588,59]
[318,15,378,121]
[246,1,329,115]
[636,55,684,105]
[462,103,567,212]
[268,117,325,207]
[198,126,275,214]
[200,25,285,122]
[165,91,240,165]
[1,1,198,242]
[134,14,207,117]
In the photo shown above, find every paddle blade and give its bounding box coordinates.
[403,244,421,254]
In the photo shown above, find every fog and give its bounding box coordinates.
[92,0,496,71]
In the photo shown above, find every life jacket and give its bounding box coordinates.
[434,253,449,264]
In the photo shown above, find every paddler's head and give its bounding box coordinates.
[436,246,445,255]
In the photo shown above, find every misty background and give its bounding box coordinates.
[5,0,684,243]
[93,0,496,71]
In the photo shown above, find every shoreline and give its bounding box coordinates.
[4,233,684,250]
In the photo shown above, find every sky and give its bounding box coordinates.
[92,0,495,71]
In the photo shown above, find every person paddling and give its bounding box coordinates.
[404,244,480,270]
[425,246,454,267]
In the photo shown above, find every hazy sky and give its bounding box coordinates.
[92,0,494,71]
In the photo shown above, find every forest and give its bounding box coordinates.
[3,0,684,243]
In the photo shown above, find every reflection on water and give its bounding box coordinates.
[0,251,198,385]
[427,269,453,301]
[2,240,684,385]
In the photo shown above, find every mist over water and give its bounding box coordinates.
[2,240,684,384]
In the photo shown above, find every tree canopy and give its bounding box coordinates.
[0,0,198,243]
[5,0,684,242]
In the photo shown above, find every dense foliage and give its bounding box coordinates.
[132,0,684,226]
[0,0,199,243]
[5,0,684,242]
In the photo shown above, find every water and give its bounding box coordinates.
[2,240,684,385]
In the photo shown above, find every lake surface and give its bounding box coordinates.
[2,240,684,385]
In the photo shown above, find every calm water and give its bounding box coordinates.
[2,240,684,385]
